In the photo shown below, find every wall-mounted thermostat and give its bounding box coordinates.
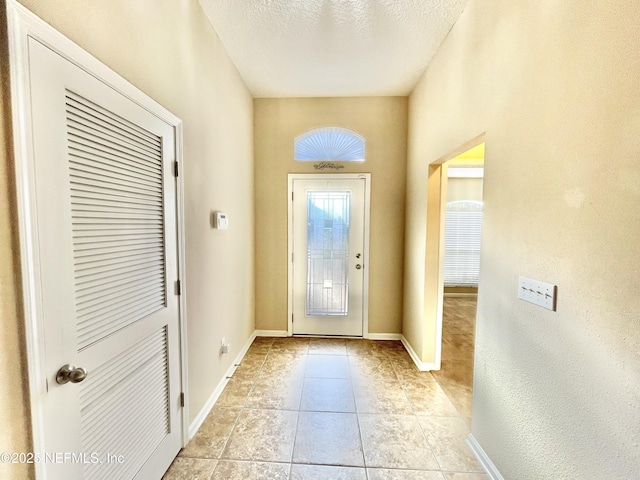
[212,211,229,230]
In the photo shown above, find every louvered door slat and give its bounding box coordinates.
[73,233,163,245]
[73,212,164,223]
[74,245,163,263]
[80,327,169,480]
[69,159,164,190]
[66,90,166,351]
[68,119,162,160]
[67,115,162,157]
[70,169,163,196]
[74,249,163,271]
[72,202,162,216]
[80,333,163,402]
[77,281,166,318]
[74,261,164,285]
[66,100,162,160]
[66,90,162,151]
[77,290,166,338]
[69,145,162,177]
[82,361,167,440]
[70,182,162,206]
[66,106,162,153]
[71,190,162,209]
[69,134,162,170]
[77,279,165,313]
[68,137,162,173]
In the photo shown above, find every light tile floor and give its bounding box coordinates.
[164,300,485,480]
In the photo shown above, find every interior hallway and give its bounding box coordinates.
[163,335,486,480]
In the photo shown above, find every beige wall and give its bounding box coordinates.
[1,2,254,477]
[405,0,640,478]
[446,177,483,203]
[254,97,407,334]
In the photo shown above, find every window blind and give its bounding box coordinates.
[444,201,483,286]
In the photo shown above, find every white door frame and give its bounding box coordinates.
[6,2,190,476]
[287,173,371,337]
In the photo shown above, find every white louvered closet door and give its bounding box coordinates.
[28,38,182,480]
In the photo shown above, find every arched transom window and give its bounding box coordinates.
[294,126,365,162]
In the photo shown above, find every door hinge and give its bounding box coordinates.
[180,392,185,408]
[291,191,294,201]
[174,161,179,177]
[291,252,294,263]
[292,314,294,323]
[175,279,181,295]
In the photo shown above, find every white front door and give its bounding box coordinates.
[290,175,370,336]
[26,37,182,479]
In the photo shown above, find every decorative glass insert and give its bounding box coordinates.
[306,191,350,316]
[295,127,365,162]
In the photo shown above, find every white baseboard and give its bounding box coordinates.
[254,329,288,337]
[466,434,505,480]
[367,333,402,340]
[188,332,256,439]
[400,335,437,371]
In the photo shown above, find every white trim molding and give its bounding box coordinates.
[466,434,505,480]
[367,333,402,341]
[401,335,437,371]
[254,330,289,337]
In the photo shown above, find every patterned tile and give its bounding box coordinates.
[358,414,439,470]
[305,354,351,378]
[293,411,364,466]
[418,416,483,472]
[244,376,303,410]
[166,325,483,479]
[367,468,446,480]
[291,464,367,480]
[163,457,217,479]
[300,378,355,412]
[222,408,298,462]
[212,460,289,480]
[179,406,240,459]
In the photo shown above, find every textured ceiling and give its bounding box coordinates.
[199,0,468,98]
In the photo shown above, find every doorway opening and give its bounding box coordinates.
[430,138,484,425]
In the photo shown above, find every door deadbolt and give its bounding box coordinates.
[355,253,361,258]
[355,264,362,270]
[56,364,88,385]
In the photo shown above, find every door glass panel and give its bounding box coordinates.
[306,191,350,316]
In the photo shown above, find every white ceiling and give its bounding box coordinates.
[199,0,468,98]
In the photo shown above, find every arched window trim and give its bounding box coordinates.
[294,126,365,162]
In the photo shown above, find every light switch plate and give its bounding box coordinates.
[518,276,557,311]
